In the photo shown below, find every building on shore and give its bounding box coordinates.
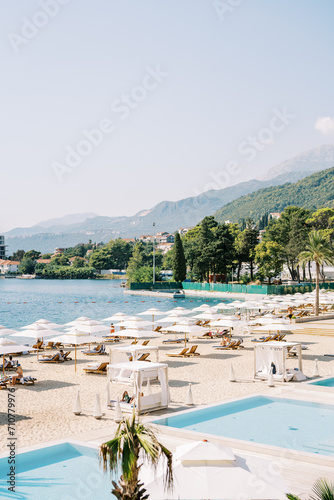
[0,259,20,273]
[0,236,6,259]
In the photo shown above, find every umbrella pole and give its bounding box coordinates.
[75,345,77,372]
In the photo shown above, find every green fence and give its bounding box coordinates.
[129,282,182,291]
[182,281,334,295]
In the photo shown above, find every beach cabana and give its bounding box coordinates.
[108,360,169,414]
[254,341,303,382]
[110,344,159,364]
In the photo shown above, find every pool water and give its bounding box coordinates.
[0,442,115,499]
[154,395,334,456]
[310,377,334,387]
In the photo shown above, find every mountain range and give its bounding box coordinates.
[4,144,334,254]
[215,166,334,223]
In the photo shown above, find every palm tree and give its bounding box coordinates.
[299,231,334,315]
[287,477,334,500]
[100,413,173,500]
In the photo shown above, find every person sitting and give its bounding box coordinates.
[1,355,15,370]
[59,349,65,361]
[121,391,134,404]
[11,364,23,386]
[220,335,230,346]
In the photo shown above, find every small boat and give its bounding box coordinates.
[173,290,185,299]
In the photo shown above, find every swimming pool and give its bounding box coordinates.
[309,376,334,387]
[154,395,334,457]
[0,442,114,499]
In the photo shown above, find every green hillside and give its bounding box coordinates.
[214,167,334,223]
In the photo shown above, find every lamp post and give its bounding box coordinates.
[153,222,156,285]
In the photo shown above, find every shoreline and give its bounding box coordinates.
[124,289,268,300]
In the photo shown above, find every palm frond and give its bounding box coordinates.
[310,478,334,500]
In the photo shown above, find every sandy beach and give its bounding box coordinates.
[1,329,334,453]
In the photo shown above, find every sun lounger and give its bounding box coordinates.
[154,326,162,332]
[82,345,106,355]
[63,351,72,361]
[278,334,286,341]
[141,340,150,346]
[166,348,189,357]
[45,342,55,350]
[83,362,109,374]
[38,353,64,363]
[251,335,273,343]
[163,338,187,344]
[186,345,200,356]
[32,341,44,351]
[15,376,36,386]
[0,377,10,389]
[0,360,18,371]
[213,341,237,350]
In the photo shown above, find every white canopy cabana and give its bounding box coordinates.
[108,361,169,414]
[110,344,159,364]
[254,341,303,382]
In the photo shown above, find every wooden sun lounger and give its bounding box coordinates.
[15,376,37,386]
[213,341,237,350]
[83,362,109,374]
[32,341,44,351]
[129,353,151,362]
[166,348,189,357]
[251,335,273,343]
[163,338,187,344]
[38,354,64,363]
[63,351,72,361]
[141,340,150,346]
[45,342,55,350]
[186,345,200,356]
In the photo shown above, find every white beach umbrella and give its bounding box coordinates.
[249,317,289,326]
[158,315,190,325]
[0,329,21,337]
[115,320,154,330]
[253,323,304,333]
[166,324,211,346]
[211,303,236,311]
[102,312,130,321]
[21,321,62,330]
[0,338,36,374]
[191,304,212,312]
[69,324,109,334]
[48,331,105,371]
[144,440,286,500]
[164,308,191,315]
[13,328,62,339]
[193,312,224,321]
[229,300,244,308]
[114,329,163,341]
[138,308,165,316]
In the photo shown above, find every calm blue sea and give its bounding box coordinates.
[0,279,224,341]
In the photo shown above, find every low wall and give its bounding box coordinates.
[129,282,182,291]
[182,281,334,295]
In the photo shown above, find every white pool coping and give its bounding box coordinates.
[149,387,334,468]
[301,375,334,394]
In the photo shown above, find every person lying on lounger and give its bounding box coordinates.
[11,364,23,386]
[121,391,134,403]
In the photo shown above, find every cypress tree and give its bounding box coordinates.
[172,233,187,282]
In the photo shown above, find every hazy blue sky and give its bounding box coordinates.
[1,0,334,231]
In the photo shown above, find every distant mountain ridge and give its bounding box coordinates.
[214,167,334,223]
[262,144,334,180]
[4,144,334,254]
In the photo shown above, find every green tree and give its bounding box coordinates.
[264,206,311,281]
[72,257,85,268]
[11,250,25,261]
[162,249,174,270]
[100,414,173,500]
[234,220,259,281]
[126,243,144,274]
[89,247,115,272]
[25,250,41,261]
[255,240,285,284]
[18,257,35,274]
[299,231,334,315]
[107,239,133,270]
[287,477,334,500]
[41,253,51,259]
[50,254,69,266]
[172,233,186,282]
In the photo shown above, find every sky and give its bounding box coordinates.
[1,0,334,232]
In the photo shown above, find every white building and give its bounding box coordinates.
[0,260,20,274]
